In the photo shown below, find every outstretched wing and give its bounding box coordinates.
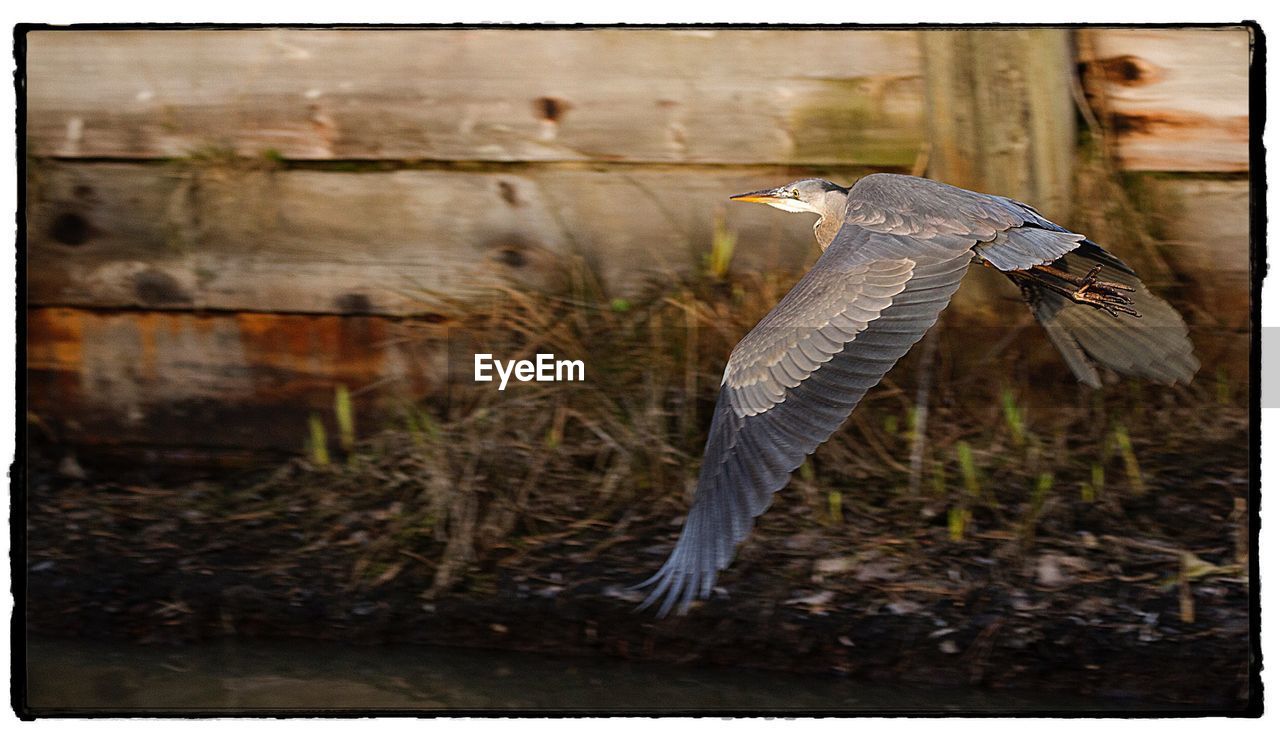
[636,224,973,617]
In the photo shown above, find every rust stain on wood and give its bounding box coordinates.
[27,309,86,414]
[27,307,445,455]
[1107,111,1249,139]
[1080,28,1250,172]
[232,312,393,400]
[1088,54,1163,87]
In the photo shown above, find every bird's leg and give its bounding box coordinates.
[1029,263,1140,318]
[1009,267,1140,318]
[1035,263,1134,295]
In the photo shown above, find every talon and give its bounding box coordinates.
[1098,291,1135,307]
[1069,268,1139,317]
[1069,284,1140,318]
[1024,262,1143,318]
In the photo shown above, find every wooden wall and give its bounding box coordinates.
[23,27,1254,461]
[1078,28,1253,367]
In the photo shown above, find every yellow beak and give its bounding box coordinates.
[729,187,785,204]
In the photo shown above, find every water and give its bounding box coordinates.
[24,636,1194,714]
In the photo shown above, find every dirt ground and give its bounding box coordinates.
[23,393,1254,711]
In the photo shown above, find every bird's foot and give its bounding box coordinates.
[1068,265,1140,318]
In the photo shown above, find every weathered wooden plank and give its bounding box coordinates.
[27,163,1248,325]
[26,161,845,314]
[921,29,1076,221]
[25,29,925,166]
[27,307,447,455]
[1080,28,1251,172]
[1137,176,1252,329]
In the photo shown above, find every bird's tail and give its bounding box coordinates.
[1016,242,1199,388]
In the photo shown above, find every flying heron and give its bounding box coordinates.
[636,173,1197,617]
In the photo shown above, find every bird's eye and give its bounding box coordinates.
[791,189,800,197]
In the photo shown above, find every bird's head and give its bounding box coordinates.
[729,178,847,214]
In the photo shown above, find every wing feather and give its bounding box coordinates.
[636,224,972,616]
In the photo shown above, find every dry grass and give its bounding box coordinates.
[237,248,1247,599]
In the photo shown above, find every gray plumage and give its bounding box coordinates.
[635,174,1197,617]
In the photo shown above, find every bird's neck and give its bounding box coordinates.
[814,215,842,250]
[813,189,851,250]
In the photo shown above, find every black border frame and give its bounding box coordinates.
[8,19,1266,719]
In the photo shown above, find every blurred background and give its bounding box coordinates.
[22,27,1254,713]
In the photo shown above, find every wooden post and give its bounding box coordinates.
[919,29,1077,221]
